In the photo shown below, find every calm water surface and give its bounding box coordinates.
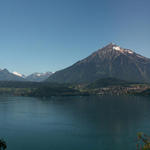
[0,96,150,150]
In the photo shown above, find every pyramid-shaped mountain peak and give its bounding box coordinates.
[95,43,135,56]
[47,44,150,84]
[97,43,122,52]
[105,42,116,47]
[104,42,124,49]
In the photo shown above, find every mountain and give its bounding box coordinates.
[0,69,25,81]
[47,43,150,83]
[12,71,53,82]
[26,72,53,82]
[13,71,26,78]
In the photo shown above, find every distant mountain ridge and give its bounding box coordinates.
[0,69,25,81]
[0,69,52,82]
[25,72,53,82]
[13,71,26,78]
[47,43,150,83]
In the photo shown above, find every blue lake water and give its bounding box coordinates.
[0,96,150,150]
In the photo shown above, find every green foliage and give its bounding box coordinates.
[0,80,149,97]
[30,85,88,97]
[0,88,33,96]
[0,81,89,97]
[138,89,150,96]
[0,81,60,88]
[0,139,7,150]
[86,77,134,89]
[136,132,150,150]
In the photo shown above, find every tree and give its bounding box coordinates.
[0,139,7,150]
[136,132,150,150]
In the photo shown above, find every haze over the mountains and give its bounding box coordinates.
[25,72,53,82]
[0,69,53,82]
[47,43,150,83]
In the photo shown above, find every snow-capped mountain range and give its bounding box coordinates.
[13,71,26,78]
[1,42,150,83]
[0,69,53,82]
[25,72,53,82]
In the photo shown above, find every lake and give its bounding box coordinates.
[0,96,150,150]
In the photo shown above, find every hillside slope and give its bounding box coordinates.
[47,43,150,83]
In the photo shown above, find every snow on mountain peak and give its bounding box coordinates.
[113,46,134,54]
[13,71,24,77]
[113,46,121,51]
[126,50,134,54]
[36,73,42,77]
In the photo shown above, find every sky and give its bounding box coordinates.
[0,0,150,75]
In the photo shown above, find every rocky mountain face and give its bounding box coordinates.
[25,72,53,82]
[0,69,52,82]
[0,69,26,81]
[47,43,150,83]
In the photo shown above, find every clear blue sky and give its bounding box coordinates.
[0,0,150,75]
